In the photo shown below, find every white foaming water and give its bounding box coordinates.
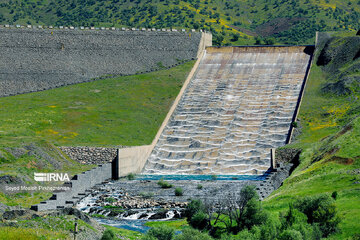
[143,47,311,175]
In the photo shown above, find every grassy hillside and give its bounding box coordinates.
[0,0,359,45]
[0,141,94,207]
[263,32,360,239]
[0,61,195,147]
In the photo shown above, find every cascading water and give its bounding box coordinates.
[143,46,312,175]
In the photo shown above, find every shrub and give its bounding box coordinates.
[174,228,213,240]
[258,216,281,240]
[175,187,183,196]
[291,121,298,128]
[105,197,116,203]
[101,229,115,240]
[331,191,338,200]
[211,175,217,180]
[157,178,173,188]
[232,229,259,240]
[127,173,135,180]
[185,199,205,220]
[294,194,340,237]
[197,184,203,190]
[280,204,307,229]
[143,226,174,240]
[279,229,302,240]
[140,192,154,199]
[189,211,209,230]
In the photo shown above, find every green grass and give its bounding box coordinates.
[0,61,195,147]
[0,226,67,240]
[103,225,143,240]
[145,219,188,230]
[263,33,360,239]
[0,141,94,207]
[0,215,98,240]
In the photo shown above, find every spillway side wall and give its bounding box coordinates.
[117,145,153,177]
[286,47,315,143]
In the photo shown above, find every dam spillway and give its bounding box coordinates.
[143,46,312,175]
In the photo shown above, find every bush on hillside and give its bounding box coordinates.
[294,194,340,237]
[279,229,303,240]
[174,228,213,240]
[101,229,115,240]
[143,226,174,240]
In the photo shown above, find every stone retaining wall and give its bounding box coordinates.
[0,27,203,97]
[59,146,117,164]
[30,162,113,211]
[275,148,301,164]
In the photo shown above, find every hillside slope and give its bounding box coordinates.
[0,0,359,45]
[263,32,360,239]
[0,61,195,147]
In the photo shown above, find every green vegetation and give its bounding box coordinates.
[0,0,359,45]
[149,186,339,239]
[175,187,183,196]
[0,61,195,147]
[262,32,360,239]
[105,197,117,203]
[197,184,203,190]
[145,219,188,230]
[103,225,143,240]
[157,178,173,188]
[142,226,174,240]
[0,141,94,207]
[0,214,100,240]
[101,229,116,240]
[0,226,67,240]
[127,173,136,180]
[140,191,155,199]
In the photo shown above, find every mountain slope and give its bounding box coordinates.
[263,32,360,239]
[0,0,359,45]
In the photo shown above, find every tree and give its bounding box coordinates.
[264,37,275,45]
[185,199,205,220]
[254,36,262,45]
[231,33,240,42]
[216,185,267,234]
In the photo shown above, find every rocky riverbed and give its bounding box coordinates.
[75,164,292,231]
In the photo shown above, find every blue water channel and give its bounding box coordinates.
[135,174,268,181]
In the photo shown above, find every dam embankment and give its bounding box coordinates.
[0,28,203,97]
[143,46,313,175]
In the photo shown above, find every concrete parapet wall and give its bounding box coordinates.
[118,145,153,177]
[31,163,112,211]
[197,32,212,58]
